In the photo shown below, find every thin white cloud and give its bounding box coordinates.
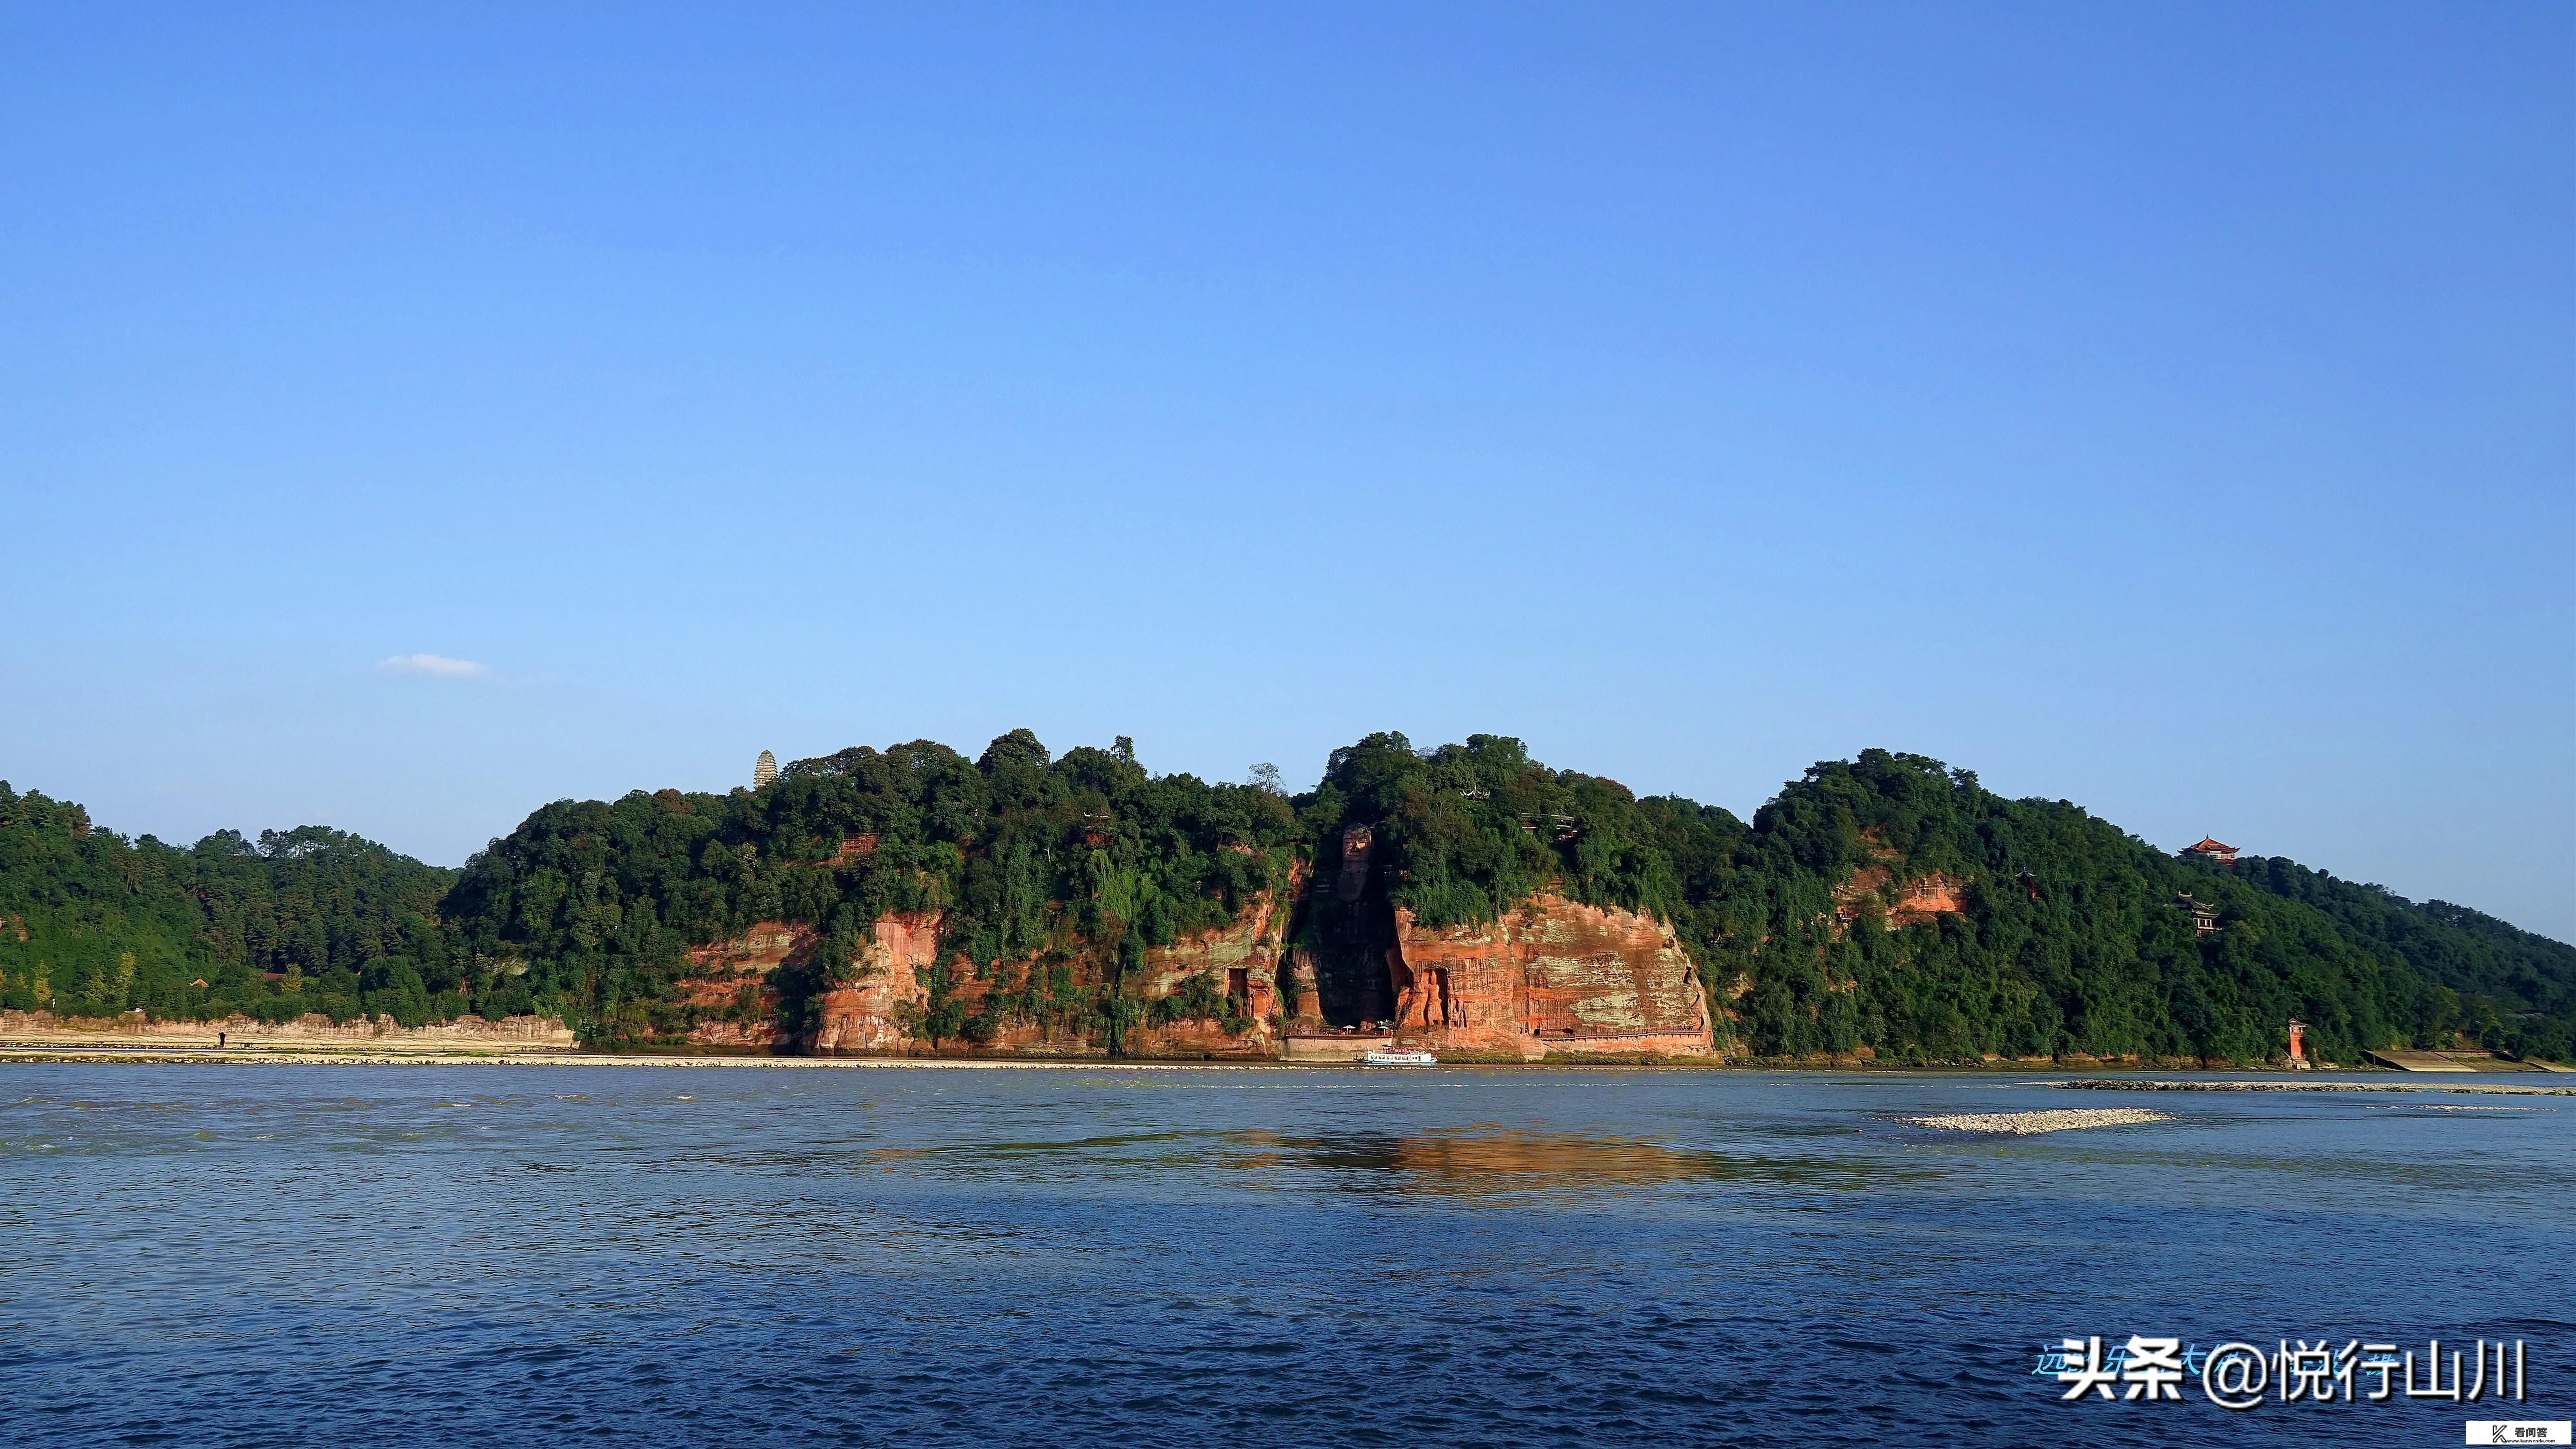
[379,653,488,678]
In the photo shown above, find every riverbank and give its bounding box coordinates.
[8,1044,2576,1085]
[2051,1077,2576,1096]
[0,1045,1249,1069]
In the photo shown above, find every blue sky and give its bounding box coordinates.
[4,3,2570,935]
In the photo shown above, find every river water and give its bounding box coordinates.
[0,1064,2566,1447]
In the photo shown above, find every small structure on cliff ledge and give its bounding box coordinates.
[2175,893,2219,937]
[754,750,777,789]
[2180,836,2238,865]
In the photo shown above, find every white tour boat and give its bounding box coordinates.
[1360,1046,1438,1066]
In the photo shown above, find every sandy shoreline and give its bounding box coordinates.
[5,1048,2575,1088]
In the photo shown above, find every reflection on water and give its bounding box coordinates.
[1275,1129,1932,1195]
[0,1065,2567,1449]
[858,1124,1931,1197]
[1293,1130,1714,1183]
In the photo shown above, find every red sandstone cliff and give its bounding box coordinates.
[1124,865,1301,1058]
[811,912,938,1052]
[678,920,811,1048]
[677,875,1299,1056]
[1284,826,1390,1031]
[673,860,1713,1060]
[1386,895,1712,1059]
[1831,866,1970,928]
[678,913,939,1051]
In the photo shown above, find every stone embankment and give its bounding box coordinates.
[0,1009,575,1053]
[0,1047,1302,1069]
[1902,1108,2174,1134]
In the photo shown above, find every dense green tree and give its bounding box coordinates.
[0,782,457,1025]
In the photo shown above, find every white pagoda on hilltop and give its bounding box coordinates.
[754,750,777,788]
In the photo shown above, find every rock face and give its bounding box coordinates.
[1833,866,1970,928]
[1126,870,1298,1058]
[1292,824,1712,1059]
[1889,872,1968,923]
[674,865,1711,1060]
[810,912,939,1053]
[679,914,940,1052]
[1387,896,1712,1059]
[679,890,1294,1057]
[0,1008,576,1052]
[679,920,813,1048]
[1297,827,1395,1027]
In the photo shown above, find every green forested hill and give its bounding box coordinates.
[5,737,2569,1062]
[1298,738,2571,1065]
[1692,752,2467,1065]
[444,732,1299,1044]
[2217,855,2576,1061]
[0,782,459,1024]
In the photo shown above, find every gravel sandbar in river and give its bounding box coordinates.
[1902,1107,2174,1135]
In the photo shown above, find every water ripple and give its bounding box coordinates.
[0,1064,2565,1447]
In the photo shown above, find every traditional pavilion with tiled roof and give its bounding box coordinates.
[2180,836,2237,865]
